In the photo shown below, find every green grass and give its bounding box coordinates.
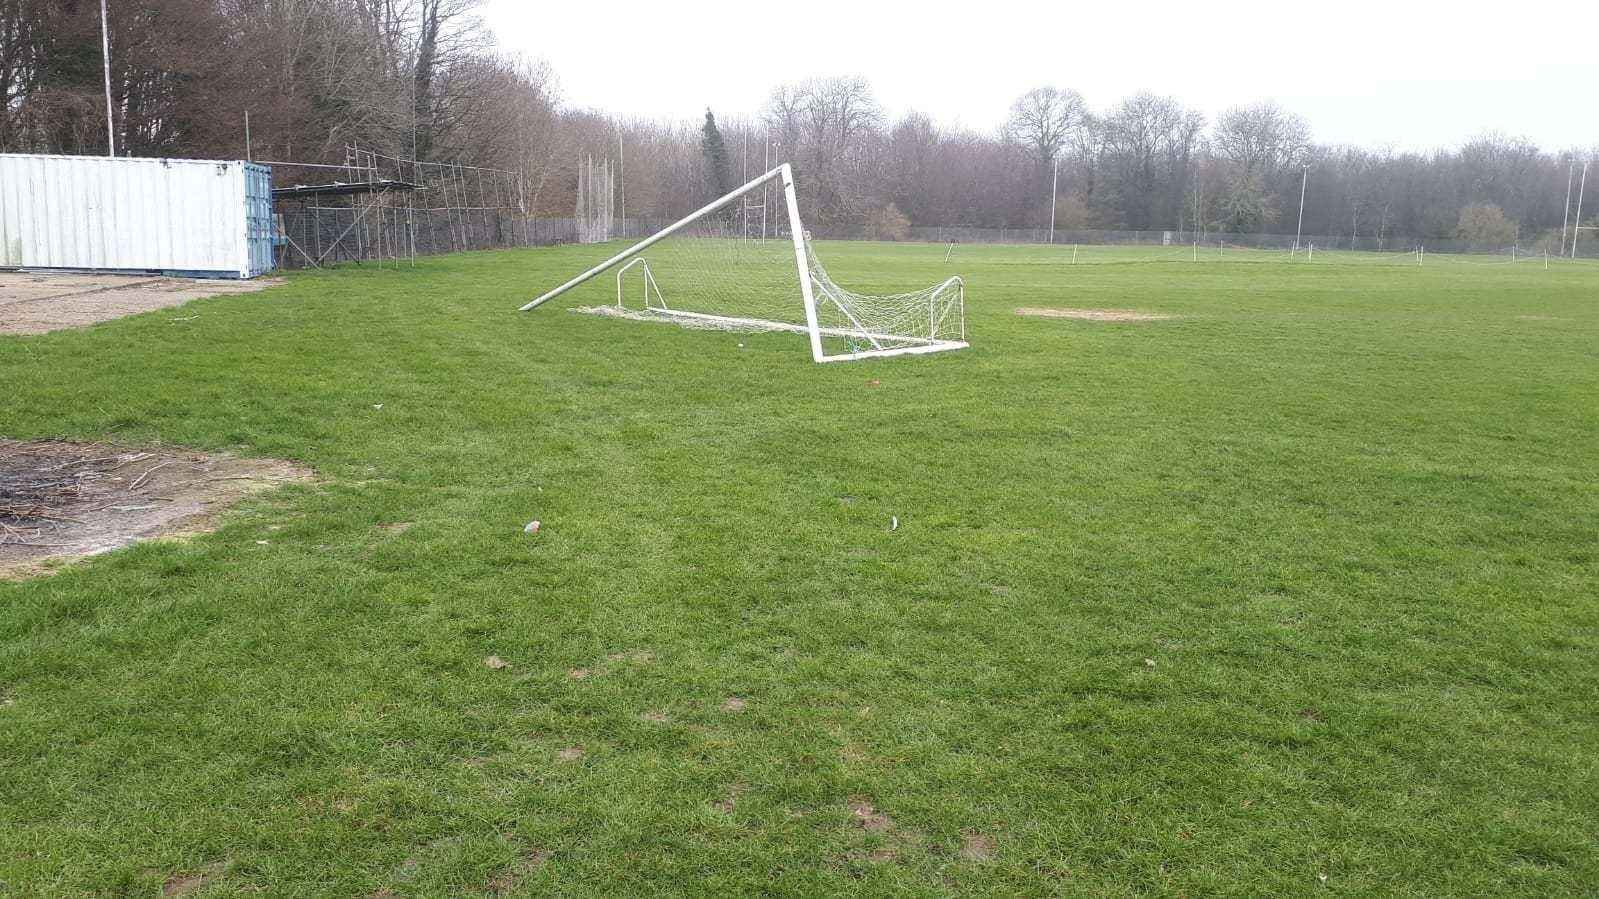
[1,241,1596,896]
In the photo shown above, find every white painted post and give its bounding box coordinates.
[1572,162,1589,259]
[781,164,826,364]
[1562,160,1575,255]
[1294,164,1309,252]
[1072,244,1078,265]
[100,0,115,156]
[1048,158,1059,244]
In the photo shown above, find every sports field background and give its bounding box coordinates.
[1,242,1595,895]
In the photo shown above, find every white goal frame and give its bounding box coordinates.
[519,164,968,363]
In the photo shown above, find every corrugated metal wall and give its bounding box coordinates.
[0,154,275,278]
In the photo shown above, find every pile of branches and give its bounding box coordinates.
[0,441,154,545]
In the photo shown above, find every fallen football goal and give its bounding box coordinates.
[518,164,968,363]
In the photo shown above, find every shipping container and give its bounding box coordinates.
[0,153,275,279]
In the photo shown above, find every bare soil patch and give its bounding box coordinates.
[959,833,996,861]
[0,272,277,336]
[0,438,310,580]
[1017,307,1175,322]
[715,783,747,813]
[848,797,892,833]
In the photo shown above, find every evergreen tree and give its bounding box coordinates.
[701,108,733,204]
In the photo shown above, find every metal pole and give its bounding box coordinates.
[1048,157,1058,244]
[1561,161,1575,255]
[1294,165,1308,253]
[244,110,252,161]
[1573,161,1589,259]
[618,133,625,239]
[99,0,115,156]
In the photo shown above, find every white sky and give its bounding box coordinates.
[481,0,1594,152]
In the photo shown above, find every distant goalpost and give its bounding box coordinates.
[519,164,967,363]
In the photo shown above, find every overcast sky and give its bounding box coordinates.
[481,0,1592,152]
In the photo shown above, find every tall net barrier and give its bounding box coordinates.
[524,165,967,363]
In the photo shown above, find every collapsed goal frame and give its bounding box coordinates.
[519,164,968,363]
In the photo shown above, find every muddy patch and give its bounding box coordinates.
[0,438,311,580]
[0,272,278,336]
[1017,307,1174,321]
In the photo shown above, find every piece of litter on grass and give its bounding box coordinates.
[372,404,383,410]
[1318,873,1328,883]
[737,343,745,348]
[1143,658,1156,667]
[255,540,269,546]
[485,655,511,670]
[523,520,541,534]
[890,515,898,531]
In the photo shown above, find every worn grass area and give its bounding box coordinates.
[1,242,1596,896]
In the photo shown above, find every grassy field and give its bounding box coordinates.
[1,241,1596,896]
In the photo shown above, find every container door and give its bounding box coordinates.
[245,163,276,277]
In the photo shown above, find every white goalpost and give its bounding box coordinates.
[519,164,968,363]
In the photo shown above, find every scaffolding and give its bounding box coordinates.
[267,144,532,269]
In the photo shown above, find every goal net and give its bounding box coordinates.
[520,164,967,363]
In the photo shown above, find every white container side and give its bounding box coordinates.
[0,153,275,278]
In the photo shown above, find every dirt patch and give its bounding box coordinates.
[1017,307,1174,322]
[715,783,747,813]
[719,696,748,712]
[0,438,311,580]
[161,861,225,895]
[0,272,278,336]
[485,848,549,895]
[849,798,892,833]
[556,747,583,762]
[959,833,995,861]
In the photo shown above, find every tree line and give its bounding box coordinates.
[3,3,1593,246]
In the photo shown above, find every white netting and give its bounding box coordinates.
[575,155,615,244]
[569,176,961,359]
[804,241,964,355]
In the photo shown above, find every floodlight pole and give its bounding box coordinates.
[99,0,115,156]
[1561,160,1575,255]
[1573,161,1589,259]
[1048,157,1059,244]
[1294,164,1309,253]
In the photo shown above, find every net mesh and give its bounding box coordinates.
[573,173,965,360]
